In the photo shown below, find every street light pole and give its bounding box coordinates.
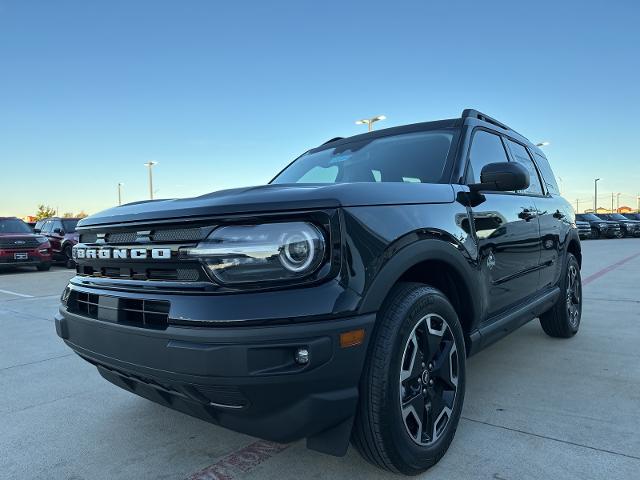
[616,192,621,212]
[143,161,158,200]
[355,115,386,132]
[594,178,600,212]
[117,182,124,206]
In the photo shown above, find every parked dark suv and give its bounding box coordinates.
[575,213,621,239]
[576,219,592,239]
[0,217,52,270]
[596,213,640,237]
[56,110,582,475]
[35,217,81,268]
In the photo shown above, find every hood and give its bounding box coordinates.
[79,183,455,228]
[0,232,40,238]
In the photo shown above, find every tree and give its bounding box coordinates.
[34,204,56,221]
[76,211,88,218]
[62,212,75,218]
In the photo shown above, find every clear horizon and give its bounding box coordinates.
[1,0,639,218]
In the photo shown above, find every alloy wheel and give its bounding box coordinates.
[566,264,581,328]
[399,314,459,446]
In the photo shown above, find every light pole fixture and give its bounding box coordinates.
[355,115,386,132]
[536,141,550,147]
[117,182,124,206]
[144,161,158,200]
[594,178,600,212]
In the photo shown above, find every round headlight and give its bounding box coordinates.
[279,229,317,272]
[187,222,326,284]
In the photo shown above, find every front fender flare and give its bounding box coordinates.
[358,238,481,327]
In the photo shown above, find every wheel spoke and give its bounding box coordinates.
[422,315,445,363]
[432,340,458,390]
[401,391,426,442]
[400,332,421,382]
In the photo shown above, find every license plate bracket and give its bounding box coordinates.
[14,253,28,260]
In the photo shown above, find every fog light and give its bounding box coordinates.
[295,348,310,365]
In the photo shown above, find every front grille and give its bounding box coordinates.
[67,290,169,329]
[80,226,211,244]
[77,265,204,282]
[0,238,40,248]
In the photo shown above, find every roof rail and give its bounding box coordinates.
[321,137,344,146]
[461,109,509,131]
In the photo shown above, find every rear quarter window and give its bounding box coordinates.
[533,152,560,196]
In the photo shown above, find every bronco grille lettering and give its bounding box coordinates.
[73,247,172,260]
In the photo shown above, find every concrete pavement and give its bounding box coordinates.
[1,239,639,479]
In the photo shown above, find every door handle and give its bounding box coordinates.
[519,209,537,221]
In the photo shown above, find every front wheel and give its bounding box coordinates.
[352,283,466,475]
[540,253,582,338]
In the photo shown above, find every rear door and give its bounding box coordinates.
[514,148,568,290]
[466,129,542,318]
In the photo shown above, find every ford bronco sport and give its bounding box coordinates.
[56,109,582,474]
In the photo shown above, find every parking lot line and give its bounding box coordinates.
[0,289,33,298]
[185,440,289,480]
[583,251,640,286]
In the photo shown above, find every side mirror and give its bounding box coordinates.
[54,228,64,235]
[33,228,41,233]
[470,162,530,192]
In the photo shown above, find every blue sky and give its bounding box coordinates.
[1,0,639,217]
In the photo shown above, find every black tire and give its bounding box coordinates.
[352,283,466,475]
[37,262,51,272]
[539,253,581,338]
[64,246,75,269]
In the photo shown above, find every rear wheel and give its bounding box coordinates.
[540,253,581,338]
[352,283,466,475]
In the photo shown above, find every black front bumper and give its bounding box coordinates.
[55,304,375,452]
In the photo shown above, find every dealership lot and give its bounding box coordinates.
[1,239,639,480]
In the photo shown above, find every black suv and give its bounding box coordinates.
[597,213,640,237]
[575,213,622,239]
[576,219,592,239]
[56,110,582,475]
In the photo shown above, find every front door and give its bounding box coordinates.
[465,129,542,318]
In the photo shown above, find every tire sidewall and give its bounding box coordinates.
[381,288,466,473]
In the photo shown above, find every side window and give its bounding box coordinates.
[41,220,53,234]
[34,221,43,231]
[52,220,63,233]
[466,130,510,183]
[533,152,560,195]
[505,139,543,195]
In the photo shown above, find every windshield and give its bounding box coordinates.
[608,214,628,221]
[577,214,601,222]
[271,130,455,184]
[62,219,79,232]
[0,218,32,234]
